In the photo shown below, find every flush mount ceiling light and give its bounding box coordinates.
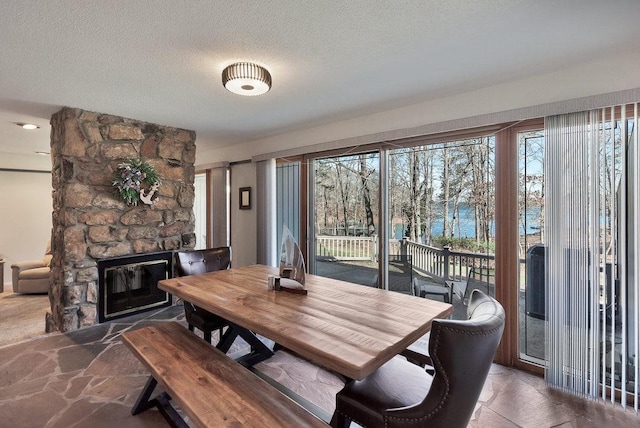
[222,62,271,96]
[16,122,39,130]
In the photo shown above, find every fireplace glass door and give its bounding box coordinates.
[98,252,172,322]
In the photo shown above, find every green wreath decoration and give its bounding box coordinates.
[112,158,161,206]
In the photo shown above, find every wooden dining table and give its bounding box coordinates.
[158,264,452,381]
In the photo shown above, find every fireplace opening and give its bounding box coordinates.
[97,252,173,322]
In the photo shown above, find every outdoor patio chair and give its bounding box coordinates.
[401,280,475,369]
[174,247,231,344]
[450,267,475,305]
[412,276,452,303]
[413,267,476,306]
[332,289,505,428]
[371,273,415,296]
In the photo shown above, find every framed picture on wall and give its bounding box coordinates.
[239,187,251,210]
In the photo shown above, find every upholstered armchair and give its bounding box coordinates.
[11,242,52,294]
[332,290,505,428]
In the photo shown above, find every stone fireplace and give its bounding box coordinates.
[48,107,196,332]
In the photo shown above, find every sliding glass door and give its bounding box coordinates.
[309,152,380,286]
[510,107,640,406]
[388,139,496,318]
[517,129,546,364]
[543,106,640,405]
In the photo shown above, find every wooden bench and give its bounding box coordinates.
[122,321,328,428]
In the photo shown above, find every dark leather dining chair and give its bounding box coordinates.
[331,289,505,428]
[174,247,231,344]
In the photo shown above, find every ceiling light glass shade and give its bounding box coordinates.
[222,63,271,96]
[17,122,39,130]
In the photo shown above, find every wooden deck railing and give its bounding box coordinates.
[315,235,499,283]
[403,239,496,282]
[316,235,378,261]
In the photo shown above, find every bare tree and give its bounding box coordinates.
[441,145,451,238]
[518,132,544,255]
[359,154,376,236]
[423,150,435,245]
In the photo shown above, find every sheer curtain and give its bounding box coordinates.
[545,104,639,409]
[256,159,277,266]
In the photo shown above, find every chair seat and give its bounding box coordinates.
[416,283,447,295]
[413,277,452,303]
[335,357,433,427]
[185,303,227,331]
[19,266,50,280]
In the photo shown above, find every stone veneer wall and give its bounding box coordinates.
[48,107,196,332]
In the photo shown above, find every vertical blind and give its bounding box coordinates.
[276,161,301,253]
[545,103,639,409]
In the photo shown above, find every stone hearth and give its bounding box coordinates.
[48,107,196,332]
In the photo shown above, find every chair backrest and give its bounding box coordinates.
[385,289,505,427]
[174,247,232,277]
[450,268,474,306]
[43,239,53,267]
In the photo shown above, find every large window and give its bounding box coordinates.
[308,137,496,322]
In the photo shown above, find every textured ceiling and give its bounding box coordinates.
[1,0,640,168]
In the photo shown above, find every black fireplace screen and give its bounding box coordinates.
[97,252,172,322]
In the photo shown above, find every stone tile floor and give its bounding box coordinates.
[0,305,344,427]
[0,304,638,427]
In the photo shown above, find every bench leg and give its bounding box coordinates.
[156,392,190,428]
[132,375,158,415]
[132,375,189,428]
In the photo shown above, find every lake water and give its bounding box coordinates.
[394,205,541,239]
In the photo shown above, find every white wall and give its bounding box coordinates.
[197,52,640,164]
[0,170,52,288]
[0,152,51,172]
[229,163,257,267]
